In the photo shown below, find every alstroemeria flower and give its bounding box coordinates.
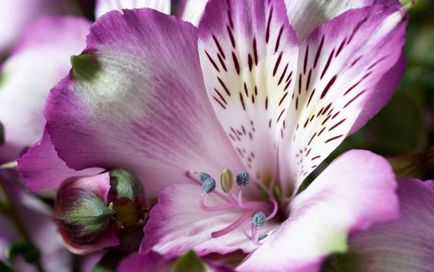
[334,178,434,272]
[19,0,406,270]
[0,16,89,163]
[95,0,208,26]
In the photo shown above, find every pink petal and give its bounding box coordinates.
[284,0,400,40]
[142,183,273,257]
[117,252,168,272]
[177,0,208,26]
[279,5,406,192]
[335,178,434,272]
[95,0,171,18]
[198,0,299,183]
[44,9,243,200]
[18,131,101,192]
[238,150,399,271]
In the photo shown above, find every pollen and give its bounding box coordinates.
[199,172,211,182]
[202,178,216,193]
[252,212,266,227]
[236,171,250,187]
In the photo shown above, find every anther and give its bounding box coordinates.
[199,172,211,182]
[220,168,233,193]
[252,212,266,227]
[202,178,216,193]
[236,171,250,187]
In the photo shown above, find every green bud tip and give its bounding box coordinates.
[109,168,144,201]
[71,53,101,81]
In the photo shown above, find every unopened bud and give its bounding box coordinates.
[109,168,146,227]
[109,168,144,202]
[54,173,119,254]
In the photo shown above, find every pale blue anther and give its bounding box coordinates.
[252,212,266,227]
[236,171,250,187]
[199,172,211,182]
[202,178,216,193]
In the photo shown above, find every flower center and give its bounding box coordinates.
[186,169,278,245]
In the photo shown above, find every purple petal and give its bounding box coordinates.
[95,0,171,18]
[238,150,399,271]
[177,0,208,26]
[336,178,434,272]
[142,183,271,257]
[198,0,299,183]
[44,9,243,200]
[17,131,101,192]
[284,0,401,41]
[0,16,89,163]
[117,252,168,272]
[279,5,407,192]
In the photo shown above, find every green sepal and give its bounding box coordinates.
[172,250,205,272]
[109,169,144,201]
[61,193,114,237]
[71,53,101,81]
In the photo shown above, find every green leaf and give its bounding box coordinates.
[337,92,426,156]
[6,240,41,266]
[0,260,15,272]
[172,250,205,272]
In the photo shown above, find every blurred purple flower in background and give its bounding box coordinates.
[0,17,89,163]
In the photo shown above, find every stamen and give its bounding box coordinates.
[189,169,280,243]
[200,193,235,211]
[202,178,216,193]
[211,211,254,238]
[236,171,250,187]
[266,198,279,220]
[251,212,266,244]
[199,172,211,182]
[186,171,231,202]
[251,224,260,245]
[253,212,266,227]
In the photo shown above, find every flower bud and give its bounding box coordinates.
[109,169,146,227]
[54,169,147,254]
[54,173,119,254]
[109,168,145,202]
